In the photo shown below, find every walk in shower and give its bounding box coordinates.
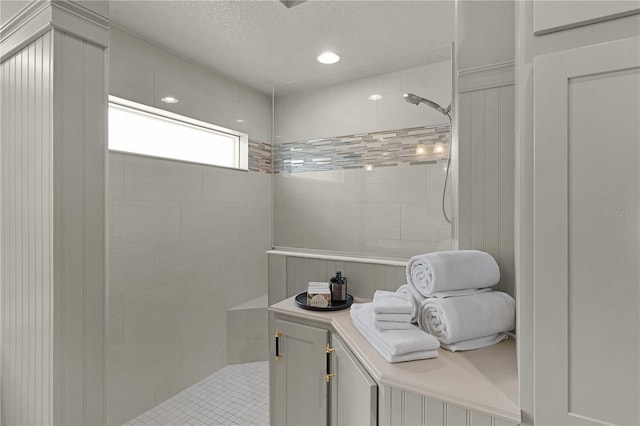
[273,45,455,259]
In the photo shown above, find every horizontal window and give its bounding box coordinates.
[108,96,248,170]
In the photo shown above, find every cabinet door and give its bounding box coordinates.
[274,318,329,426]
[533,37,640,425]
[330,334,377,426]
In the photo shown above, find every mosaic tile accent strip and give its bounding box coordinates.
[274,125,450,173]
[248,139,273,173]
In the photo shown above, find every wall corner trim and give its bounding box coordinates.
[457,60,515,93]
[1,0,109,62]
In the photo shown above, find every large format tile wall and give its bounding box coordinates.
[273,60,453,259]
[108,28,272,425]
[274,126,452,258]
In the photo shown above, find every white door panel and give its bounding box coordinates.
[534,36,640,425]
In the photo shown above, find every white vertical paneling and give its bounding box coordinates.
[1,28,107,425]
[52,29,107,426]
[81,34,107,425]
[425,398,445,426]
[457,79,515,297]
[1,32,54,426]
[446,405,468,426]
[378,388,518,426]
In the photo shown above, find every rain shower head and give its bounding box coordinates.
[403,93,451,117]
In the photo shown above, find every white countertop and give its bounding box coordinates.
[270,296,521,424]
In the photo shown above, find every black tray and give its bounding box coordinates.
[295,292,354,311]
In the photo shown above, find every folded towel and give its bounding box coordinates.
[374,320,415,330]
[406,250,500,296]
[396,284,425,323]
[350,303,439,363]
[429,288,493,298]
[418,291,515,345]
[372,290,414,315]
[441,334,509,352]
[374,312,413,323]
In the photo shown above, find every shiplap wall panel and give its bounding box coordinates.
[378,387,518,426]
[53,30,107,425]
[425,398,445,426]
[458,83,515,297]
[1,29,107,425]
[1,33,54,426]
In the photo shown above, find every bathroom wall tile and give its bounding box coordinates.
[110,27,180,75]
[108,378,155,426]
[152,352,223,406]
[181,308,227,350]
[110,200,180,248]
[227,338,269,365]
[202,167,251,203]
[374,238,442,257]
[108,296,124,348]
[108,28,272,424]
[109,153,124,201]
[108,324,182,395]
[122,285,185,342]
[109,246,154,298]
[364,203,401,240]
[109,53,155,106]
[180,201,240,241]
[401,203,432,241]
[152,70,187,115]
[153,240,230,287]
[123,155,203,202]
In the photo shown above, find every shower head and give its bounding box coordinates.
[403,93,451,118]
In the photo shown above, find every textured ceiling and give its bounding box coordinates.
[110,0,455,94]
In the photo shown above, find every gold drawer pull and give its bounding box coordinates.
[275,329,282,362]
[326,373,336,383]
[326,344,335,353]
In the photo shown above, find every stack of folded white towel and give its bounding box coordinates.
[402,250,515,352]
[350,303,440,363]
[372,290,415,330]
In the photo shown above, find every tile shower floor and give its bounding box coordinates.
[124,361,269,426]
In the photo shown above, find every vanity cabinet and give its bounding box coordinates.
[270,297,521,426]
[273,318,329,426]
[271,315,378,426]
[329,334,377,426]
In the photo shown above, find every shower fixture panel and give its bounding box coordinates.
[403,92,453,224]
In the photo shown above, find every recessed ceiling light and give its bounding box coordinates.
[368,94,383,101]
[317,52,340,64]
[160,96,179,104]
[236,119,245,123]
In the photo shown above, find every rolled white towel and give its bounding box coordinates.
[396,284,424,323]
[418,291,515,346]
[350,303,439,363]
[441,334,509,352]
[374,312,413,323]
[406,250,500,297]
[429,288,493,298]
[373,290,414,314]
[374,320,415,330]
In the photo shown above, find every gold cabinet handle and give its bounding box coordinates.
[326,373,336,383]
[326,344,335,353]
[275,330,282,362]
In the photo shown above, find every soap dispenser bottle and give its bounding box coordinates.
[331,271,347,303]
